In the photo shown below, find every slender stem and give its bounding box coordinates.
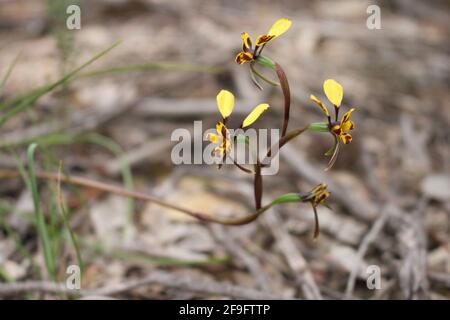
[313,206,320,240]
[275,63,291,138]
[0,169,268,226]
[250,63,280,86]
[232,158,254,174]
[249,66,263,91]
[253,163,262,210]
[262,127,308,167]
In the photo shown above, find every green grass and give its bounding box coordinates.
[5,132,136,216]
[56,162,84,273]
[0,41,121,126]
[0,202,40,279]
[0,52,21,95]
[25,143,56,280]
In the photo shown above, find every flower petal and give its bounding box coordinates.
[268,18,292,37]
[255,34,275,47]
[216,90,235,118]
[339,132,353,144]
[242,103,270,128]
[323,79,343,107]
[341,120,355,131]
[310,94,330,117]
[341,108,355,124]
[206,132,219,143]
[235,51,254,65]
[241,32,252,51]
[216,121,226,134]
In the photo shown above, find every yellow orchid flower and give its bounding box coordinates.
[306,183,331,208]
[235,18,292,65]
[299,183,331,239]
[310,79,356,145]
[330,108,355,144]
[206,121,231,157]
[206,90,270,158]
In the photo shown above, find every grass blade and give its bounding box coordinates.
[0,52,21,95]
[0,41,121,124]
[26,143,56,280]
[56,161,84,273]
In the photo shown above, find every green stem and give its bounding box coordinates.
[250,63,280,86]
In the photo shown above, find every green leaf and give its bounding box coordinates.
[256,55,276,69]
[308,122,329,133]
[270,193,301,206]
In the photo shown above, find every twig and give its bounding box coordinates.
[0,270,287,299]
[344,206,390,299]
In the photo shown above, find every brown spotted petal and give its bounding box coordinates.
[235,51,255,65]
[255,34,275,47]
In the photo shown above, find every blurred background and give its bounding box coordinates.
[0,0,449,299]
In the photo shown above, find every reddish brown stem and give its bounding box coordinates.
[253,163,262,210]
[275,63,291,138]
[0,169,267,226]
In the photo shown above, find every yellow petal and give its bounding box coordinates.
[241,32,252,50]
[340,133,353,144]
[268,18,292,37]
[341,108,355,124]
[341,120,355,131]
[242,103,269,128]
[206,133,219,143]
[216,90,234,118]
[255,34,275,47]
[216,121,225,134]
[310,94,330,117]
[323,79,343,107]
[235,51,254,65]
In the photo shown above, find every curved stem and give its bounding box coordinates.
[262,126,308,167]
[313,206,320,240]
[275,63,291,138]
[231,158,254,174]
[0,169,269,226]
[253,163,262,210]
[250,63,280,86]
